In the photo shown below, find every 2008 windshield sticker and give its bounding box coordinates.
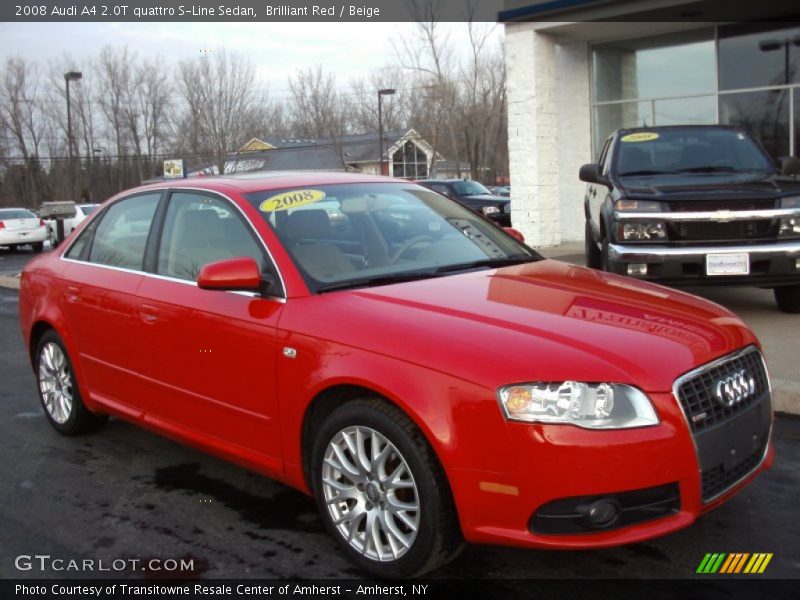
[260,189,326,211]
[621,132,660,143]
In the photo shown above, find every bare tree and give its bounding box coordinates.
[176,48,264,175]
[0,56,49,206]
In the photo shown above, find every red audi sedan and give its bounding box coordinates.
[18,173,773,577]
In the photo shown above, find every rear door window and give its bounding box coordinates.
[87,193,160,270]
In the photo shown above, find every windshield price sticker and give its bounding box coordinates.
[706,253,750,276]
[260,189,326,212]
[621,132,660,143]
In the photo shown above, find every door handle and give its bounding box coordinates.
[65,286,80,303]
[139,304,159,324]
[590,188,597,198]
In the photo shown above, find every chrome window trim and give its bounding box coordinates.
[60,185,288,300]
[60,257,285,303]
[671,345,773,504]
[615,208,800,222]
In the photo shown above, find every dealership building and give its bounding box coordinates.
[502,1,800,245]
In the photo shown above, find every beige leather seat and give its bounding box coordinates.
[285,210,356,281]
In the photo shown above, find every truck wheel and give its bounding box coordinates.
[312,398,463,577]
[585,221,601,269]
[774,285,800,313]
[32,242,44,253]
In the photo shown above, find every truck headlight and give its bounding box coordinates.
[615,199,661,212]
[779,196,800,237]
[481,205,500,215]
[497,382,659,429]
[620,222,666,240]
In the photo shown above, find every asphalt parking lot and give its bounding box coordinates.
[0,246,799,581]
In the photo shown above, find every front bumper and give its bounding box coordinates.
[0,228,47,247]
[606,240,800,286]
[448,386,773,549]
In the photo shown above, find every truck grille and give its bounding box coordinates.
[668,199,776,212]
[675,347,769,433]
[669,221,775,242]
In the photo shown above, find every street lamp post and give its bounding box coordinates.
[64,71,82,203]
[59,70,82,246]
[377,88,396,176]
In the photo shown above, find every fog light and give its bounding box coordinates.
[627,263,648,276]
[795,258,800,270]
[582,499,621,529]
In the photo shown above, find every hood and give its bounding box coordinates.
[320,260,756,393]
[618,171,800,199]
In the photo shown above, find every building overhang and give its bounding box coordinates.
[501,0,800,41]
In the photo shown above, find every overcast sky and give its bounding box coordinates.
[0,22,503,98]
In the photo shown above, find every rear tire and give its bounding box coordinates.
[774,285,800,313]
[32,242,44,253]
[311,398,464,578]
[585,221,601,269]
[35,330,107,435]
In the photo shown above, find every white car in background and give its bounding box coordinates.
[0,208,47,252]
[46,203,100,246]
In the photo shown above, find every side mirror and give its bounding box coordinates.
[579,163,609,187]
[197,257,262,292]
[780,156,800,177]
[503,227,525,243]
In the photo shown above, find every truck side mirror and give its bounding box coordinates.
[579,163,610,187]
[780,156,800,177]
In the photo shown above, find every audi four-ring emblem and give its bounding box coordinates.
[715,370,755,407]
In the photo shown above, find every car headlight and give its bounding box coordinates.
[615,199,661,212]
[481,205,500,215]
[619,222,666,241]
[779,196,800,237]
[497,382,659,429]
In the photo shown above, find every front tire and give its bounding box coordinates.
[585,221,601,269]
[311,399,463,578]
[35,331,107,435]
[774,285,800,313]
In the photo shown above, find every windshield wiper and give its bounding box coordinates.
[316,256,538,293]
[317,271,441,293]
[618,170,671,176]
[677,166,737,173]
[432,256,538,274]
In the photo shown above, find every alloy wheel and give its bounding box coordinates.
[38,342,73,424]
[321,425,420,562]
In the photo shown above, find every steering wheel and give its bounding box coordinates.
[390,235,434,264]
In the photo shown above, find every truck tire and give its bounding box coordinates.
[585,221,601,269]
[774,285,800,313]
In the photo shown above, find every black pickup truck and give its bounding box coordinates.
[580,125,800,312]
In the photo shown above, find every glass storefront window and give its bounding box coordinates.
[653,95,716,126]
[719,24,800,90]
[593,29,715,102]
[719,89,790,159]
[593,101,653,156]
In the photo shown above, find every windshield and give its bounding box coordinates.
[452,180,492,196]
[245,182,538,292]
[615,129,774,176]
[0,209,36,220]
